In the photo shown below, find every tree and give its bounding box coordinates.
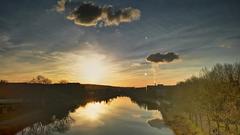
[171,62,240,134]
[0,80,8,84]
[29,75,52,84]
[58,80,69,84]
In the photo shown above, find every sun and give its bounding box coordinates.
[70,52,116,85]
[80,55,108,84]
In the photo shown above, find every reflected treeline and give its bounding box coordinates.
[17,116,74,135]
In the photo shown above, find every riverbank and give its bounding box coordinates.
[156,99,205,135]
[162,111,206,135]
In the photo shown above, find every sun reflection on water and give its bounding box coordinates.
[74,102,107,121]
[69,97,165,131]
[79,103,106,120]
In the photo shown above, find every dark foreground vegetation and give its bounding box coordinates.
[162,62,240,135]
[0,62,239,135]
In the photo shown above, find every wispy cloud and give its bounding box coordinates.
[0,34,33,53]
[219,44,232,49]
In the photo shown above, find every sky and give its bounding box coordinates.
[0,0,240,86]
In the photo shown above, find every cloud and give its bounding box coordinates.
[131,63,141,67]
[56,0,67,12]
[219,44,232,49]
[146,52,179,63]
[56,1,141,27]
[0,34,33,53]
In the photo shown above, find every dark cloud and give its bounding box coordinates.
[146,52,179,63]
[56,1,141,27]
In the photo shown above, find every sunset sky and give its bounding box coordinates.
[0,0,240,86]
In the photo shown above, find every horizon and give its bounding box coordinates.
[1,78,177,88]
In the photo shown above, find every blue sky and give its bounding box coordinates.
[0,0,240,86]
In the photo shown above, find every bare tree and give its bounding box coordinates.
[170,62,240,134]
[58,80,69,84]
[29,75,52,84]
[0,80,8,84]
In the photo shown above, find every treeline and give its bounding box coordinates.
[0,75,70,85]
[168,62,240,135]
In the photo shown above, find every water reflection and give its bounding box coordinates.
[17,117,74,135]
[148,118,167,129]
[14,97,174,135]
[73,102,107,121]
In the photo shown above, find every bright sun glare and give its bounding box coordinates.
[80,55,108,84]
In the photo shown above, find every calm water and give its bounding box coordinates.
[17,97,174,135]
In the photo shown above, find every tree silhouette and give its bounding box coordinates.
[58,80,69,84]
[29,75,52,84]
[0,80,8,84]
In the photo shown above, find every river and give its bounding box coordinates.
[16,97,175,135]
